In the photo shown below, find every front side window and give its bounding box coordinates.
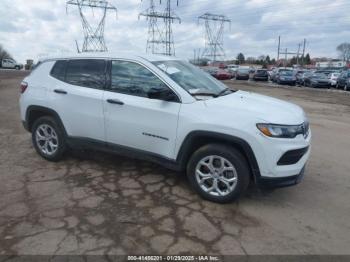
[152,60,230,97]
[110,60,172,98]
[65,59,106,89]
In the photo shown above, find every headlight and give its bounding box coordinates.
[257,123,307,138]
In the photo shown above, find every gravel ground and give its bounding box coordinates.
[0,70,350,255]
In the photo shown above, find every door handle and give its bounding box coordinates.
[54,89,67,95]
[107,99,124,105]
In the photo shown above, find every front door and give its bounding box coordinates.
[103,60,181,159]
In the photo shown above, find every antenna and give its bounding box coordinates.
[198,13,231,62]
[66,0,117,52]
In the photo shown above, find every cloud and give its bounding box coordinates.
[0,0,349,63]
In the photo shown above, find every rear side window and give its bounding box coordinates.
[65,59,106,89]
[50,60,67,81]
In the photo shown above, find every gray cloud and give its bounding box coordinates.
[0,0,349,63]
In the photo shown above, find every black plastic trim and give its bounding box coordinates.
[277,146,309,166]
[257,165,306,188]
[176,131,261,178]
[66,137,180,171]
[25,105,67,135]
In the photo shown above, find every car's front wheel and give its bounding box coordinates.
[31,116,66,161]
[187,144,250,203]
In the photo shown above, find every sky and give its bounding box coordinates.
[0,0,349,63]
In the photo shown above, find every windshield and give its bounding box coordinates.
[312,73,327,78]
[153,60,229,96]
[238,69,250,73]
[280,71,293,76]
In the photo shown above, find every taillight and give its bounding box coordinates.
[20,81,28,94]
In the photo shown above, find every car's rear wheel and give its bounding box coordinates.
[31,116,66,162]
[187,144,250,203]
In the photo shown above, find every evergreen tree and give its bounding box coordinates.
[236,53,245,65]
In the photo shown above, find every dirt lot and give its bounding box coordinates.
[0,70,350,255]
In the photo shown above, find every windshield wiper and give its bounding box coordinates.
[191,92,217,97]
[215,88,232,97]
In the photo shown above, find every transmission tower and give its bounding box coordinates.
[140,0,180,56]
[162,0,181,56]
[139,0,164,54]
[198,13,231,62]
[66,0,117,53]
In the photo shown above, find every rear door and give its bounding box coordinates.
[47,59,106,141]
[103,60,181,159]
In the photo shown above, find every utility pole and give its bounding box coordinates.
[198,13,231,62]
[277,36,307,67]
[296,43,301,65]
[66,0,117,53]
[301,38,306,66]
[277,35,281,61]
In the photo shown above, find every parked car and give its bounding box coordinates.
[215,69,232,80]
[1,58,23,70]
[252,69,268,81]
[270,68,292,82]
[295,70,306,86]
[329,72,340,87]
[276,70,296,85]
[235,68,250,80]
[227,64,238,78]
[304,73,330,88]
[336,70,350,91]
[202,67,219,77]
[19,53,311,203]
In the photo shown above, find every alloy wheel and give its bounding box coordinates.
[195,155,238,197]
[35,124,59,156]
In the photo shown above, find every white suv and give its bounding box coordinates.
[19,53,311,203]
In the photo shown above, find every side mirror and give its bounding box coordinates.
[148,87,178,102]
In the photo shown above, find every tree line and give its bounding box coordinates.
[234,52,311,67]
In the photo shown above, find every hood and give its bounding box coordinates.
[204,90,305,124]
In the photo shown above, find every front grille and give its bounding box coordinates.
[277,146,309,166]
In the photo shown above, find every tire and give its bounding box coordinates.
[15,66,20,70]
[31,116,66,162]
[345,84,348,91]
[186,144,250,203]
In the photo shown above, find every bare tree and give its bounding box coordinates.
[0,44,13,60]
[336,43,350,62]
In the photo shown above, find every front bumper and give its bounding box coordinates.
[256,165,305,188]
[253,76,268,81]
[236,75,249,80]
[279,80,296,85]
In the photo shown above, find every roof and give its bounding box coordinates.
[38,52,181,63]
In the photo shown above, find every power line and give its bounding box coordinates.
[66,0,117,53]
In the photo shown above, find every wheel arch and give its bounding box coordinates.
[25,105,67,135]
[176,131,261,180]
